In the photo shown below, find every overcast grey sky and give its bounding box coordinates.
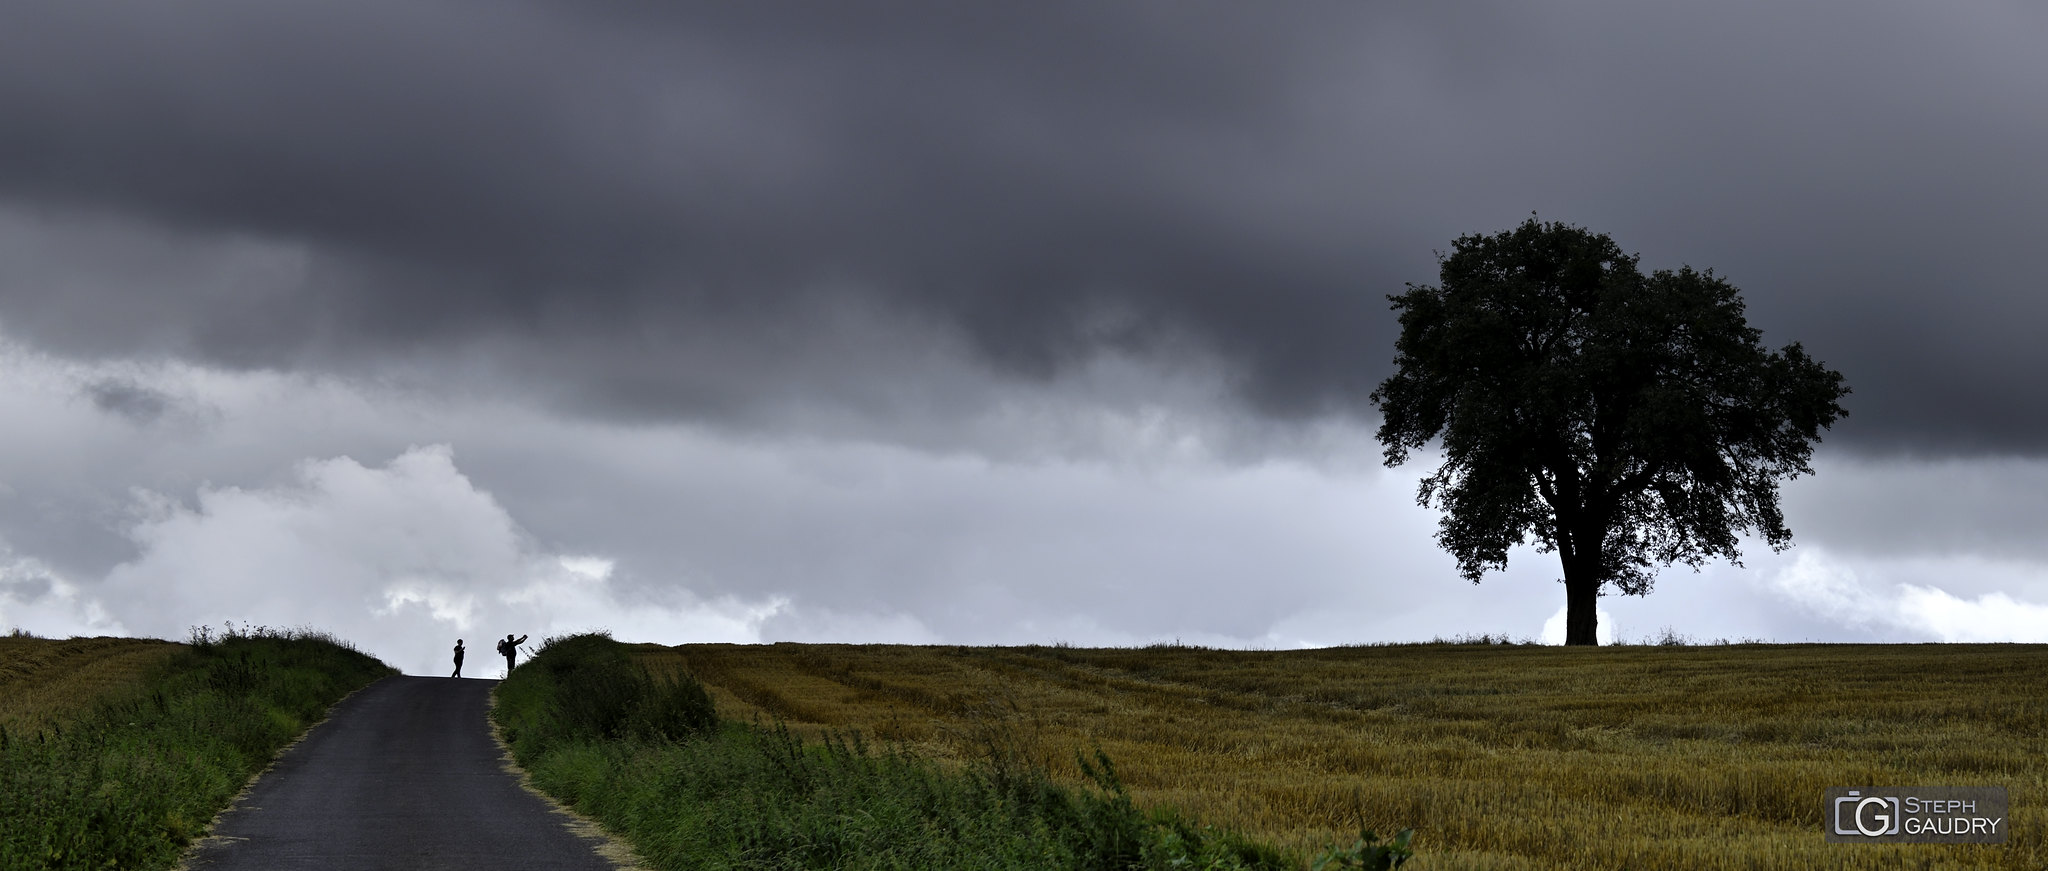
[2,1,2044,673]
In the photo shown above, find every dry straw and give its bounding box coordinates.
[636,640,2045,870]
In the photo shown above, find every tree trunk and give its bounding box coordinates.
[1559,538,1603,645]
[1563,575,1601,645]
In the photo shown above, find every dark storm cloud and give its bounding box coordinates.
[0,0,1406,423]
[0,1,2042,453]
[83,377,171,424]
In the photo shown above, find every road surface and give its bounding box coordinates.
[182,675,626,870]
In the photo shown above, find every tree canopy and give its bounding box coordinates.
[1370,218,1849,645]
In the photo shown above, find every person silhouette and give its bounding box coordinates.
[451,639,465,678]
[498,633,528,675]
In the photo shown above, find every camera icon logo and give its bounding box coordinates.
[1833,791,1901,837]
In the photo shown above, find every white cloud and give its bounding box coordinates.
[0,546,124,637]
[1764,548,2048,642]
[0,334,1497,656]
[99,445,782,674]
[1896,586,2048,643]
[1766,550,1879,623]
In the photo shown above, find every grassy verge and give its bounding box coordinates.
[0,625,394,870]
[495,633,1353,870]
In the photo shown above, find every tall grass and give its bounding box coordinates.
[0,624,393,870]
[495,633,1306,870]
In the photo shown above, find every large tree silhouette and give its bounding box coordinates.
[1371,219,1849,645]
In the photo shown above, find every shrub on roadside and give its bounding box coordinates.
[494,632,717,756]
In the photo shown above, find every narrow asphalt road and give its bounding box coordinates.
[183,675,623,871]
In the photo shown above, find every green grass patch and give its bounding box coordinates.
[0,624,394,870]
[495,633,1337,870]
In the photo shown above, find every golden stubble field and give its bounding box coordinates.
[0,635,180,733]
[634,641,2045,870]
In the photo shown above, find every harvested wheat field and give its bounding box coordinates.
[0,635,181,733]
[634,641,2045,870]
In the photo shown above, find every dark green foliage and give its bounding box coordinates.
[494,633,717,757]
[1311,829,1414,870]
[493,634,1297,870]
[1371,217,1849,645]
[0,625,393,870]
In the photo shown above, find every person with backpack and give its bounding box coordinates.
[497,633,528,675]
